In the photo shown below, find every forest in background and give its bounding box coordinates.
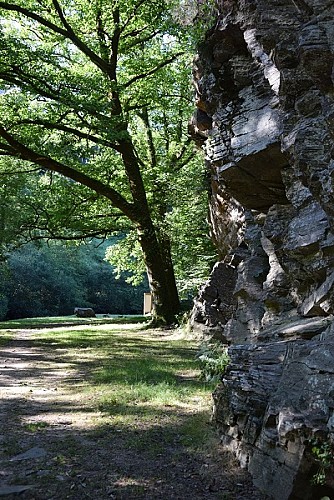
[0,240,148,320]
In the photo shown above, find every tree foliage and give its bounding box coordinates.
[0,0,214,323]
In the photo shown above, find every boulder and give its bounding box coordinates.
[74,307,96,318]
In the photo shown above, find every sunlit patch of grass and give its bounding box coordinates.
[0,315,147,330]
[24,421,50,432]
[97,380,195,411]
[0,330,13,345]
[17,322,216,458]
[113,477,148,496]
[35,324,214,401]
[83,331,216,456]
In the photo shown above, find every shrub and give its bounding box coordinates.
[196,341,230,382]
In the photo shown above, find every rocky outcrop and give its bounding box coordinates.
[191,1,334,498]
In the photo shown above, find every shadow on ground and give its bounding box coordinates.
[0,327,268,500]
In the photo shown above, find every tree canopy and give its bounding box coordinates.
[0,0,214,323]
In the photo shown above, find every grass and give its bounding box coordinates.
[24,422,50,432]
[29,322,216,455]
[0,329,14,345]
[0,314,148,329]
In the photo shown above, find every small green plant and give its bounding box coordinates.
[196,341,230,382]
[53,454,68,465]
[310,438,333,485]
[24,421,49,432]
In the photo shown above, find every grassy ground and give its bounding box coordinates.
[0,321,267,498]
[30,323,216,448]
[0,329,13,346]
[0,314,147,347]
[0,314,148,329]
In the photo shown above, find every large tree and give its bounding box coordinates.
[0,0,202,324]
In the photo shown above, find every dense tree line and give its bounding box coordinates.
[0,240,148,320]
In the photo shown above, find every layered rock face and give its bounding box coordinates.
[190,1,334,498]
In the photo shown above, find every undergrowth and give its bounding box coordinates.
[310,438,334,486]
[196,341,230,382]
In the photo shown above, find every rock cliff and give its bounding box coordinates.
[190,1,334,498]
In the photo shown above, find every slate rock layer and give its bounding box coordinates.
[191,1,334,498]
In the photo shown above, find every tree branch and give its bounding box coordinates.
[110,6,120,78]
[120,0,147,34]
[124,30,160,49]
[51,0,109,72]
[14,119,122,153]
[174,150,197,172]
[96,9,110,62]
[0,126,137,221]
[137,108,157,168]
[123,52,184,89]
[0,68,113,122]
[24,229,111,242]
[123,101,150,113]
[0,1,109,74]
[0,142,16,154]
[0,2,68,36]
[175,138,192,162]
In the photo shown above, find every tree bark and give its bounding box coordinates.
[118,137,180,324]
[137,223,180,325]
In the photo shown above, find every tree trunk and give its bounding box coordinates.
[117,137,180,325]
[138,224,180,325]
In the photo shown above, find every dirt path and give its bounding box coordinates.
[0,328,267,499]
